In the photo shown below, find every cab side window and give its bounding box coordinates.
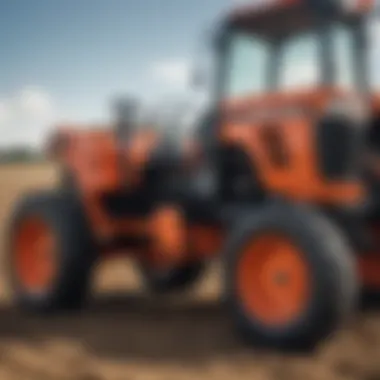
[368,15,380,91]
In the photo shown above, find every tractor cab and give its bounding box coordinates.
[216,0,376,97]
[195,0,380,207]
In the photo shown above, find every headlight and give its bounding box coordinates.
[324,95,370,125]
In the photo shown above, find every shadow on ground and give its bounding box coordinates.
[0,292,379,363]
[0,293,250,363]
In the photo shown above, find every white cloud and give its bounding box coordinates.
[150,59,191,90]
[0,87,57,149]
[18,87,54,119]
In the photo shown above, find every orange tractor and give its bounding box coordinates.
[6,0,380,350]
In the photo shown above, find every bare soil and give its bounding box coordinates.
[0,164,380,380]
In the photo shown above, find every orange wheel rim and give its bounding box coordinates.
[237,233,310,327]
[13,217,57,293]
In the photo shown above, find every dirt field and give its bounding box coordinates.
[1,164,380,380]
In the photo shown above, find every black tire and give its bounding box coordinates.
[138,261,205,294]
[6,191,95,314]
[223,200,359,351]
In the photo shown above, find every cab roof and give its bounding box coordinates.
[227,0,373,20]
[222,0,373,38]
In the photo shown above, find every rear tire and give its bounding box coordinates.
[6,191,95,314]
[223,201,358,351]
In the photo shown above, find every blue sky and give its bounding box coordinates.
[1,0,379,148]
[0,0,228,147]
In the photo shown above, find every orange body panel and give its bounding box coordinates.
[52,128,122,193]
[220,88,366,205]
[49,126,161,239]
[48,125,225,266]
[52,127,161,194]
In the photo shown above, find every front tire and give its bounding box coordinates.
[223,201,358,350]
[6,191,95,314]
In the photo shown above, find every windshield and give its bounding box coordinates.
[331,23,356,90]
[279,23,356,91]
[278,32,321,90]
[225,33,271,97]
[368,13,380,91]
[223,21,358,98]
